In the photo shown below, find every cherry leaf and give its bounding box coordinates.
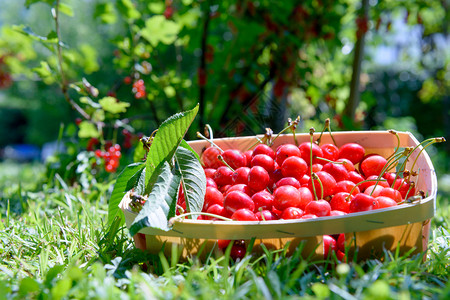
[144,104,198,193]
[108,162,145,226]
[174,145,206,219]
[129,162,181,235]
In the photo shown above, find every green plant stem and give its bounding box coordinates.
[53,0,91,121]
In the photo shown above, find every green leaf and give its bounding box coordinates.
[145,104,198,192]
[18,278,40,297]
[78,121,100,139]
[94,3,117,24]
[108,162,145,225]
[117,0,141,20]
[58,3,73,17]
[174,145,206,219]
[25,0,53,8]
[99,96,130,114]
[140,15,181,46]
[129,162,181,235]
[32,61,55,84]
[180,139,200,160]
[45,265,65,286]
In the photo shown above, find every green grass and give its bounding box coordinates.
[0,162,449,299]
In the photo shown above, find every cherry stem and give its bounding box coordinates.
[258,207,266,221]
[397,195,422,205]
[309,128,319,201]
[205,124,214,140]
[270,116,300,146]
[408,137,445,182]
[386,130,400,161]
[197,131,224,152]
[346,178,387,201]
[245,136,265,152]
[315,118,329,145]
[327,119,337,146]
[217,155,235,172]
[369,150,407,195]
[315,157,345,164]
[312,173,324,200]
[169,212,232,225]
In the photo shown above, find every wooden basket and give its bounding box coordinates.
[121,131,437,260]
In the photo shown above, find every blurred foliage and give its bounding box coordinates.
[0,0,448,181]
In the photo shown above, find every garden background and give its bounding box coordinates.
[0,0,449,298]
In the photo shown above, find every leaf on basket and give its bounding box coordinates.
[108,162,145,226]
[174,144,206,219]
[129,161,181,235]
[144,104,199,193]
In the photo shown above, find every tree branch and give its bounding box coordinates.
[344,0,369,122]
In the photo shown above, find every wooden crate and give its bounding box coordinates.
[122,131,436,260]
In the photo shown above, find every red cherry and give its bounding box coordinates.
[251,154,275,173]
[299,142,324,165]
[230,244,246,261]
[224,184,253,197]
[232,167,251,185]
[205,204,226,220]
[275,177,301,189]
[281,156,308,180]
[248,166,270,192]
[231,208,258,221]
[281,207,304,220]
[252,190,274,211]
[105,163,115,173]
[304,199,331,217]
[393,179,416,199]
[330,192,353,213]
[322,162,349,182]
[203,186,224,211]
[307,171,337,199]
[348,171,365,185]
[359,175,389,192]
[320,143,339,161]
[217,239,231,249]
[383,172,397,186]
[206,177,218,188]
[379,187,402,203]
[337,158,356,172]
[275,144,301,166]
[244,150,253,166]
[253,144,276,159]
[213,166,234,186]
[298,187,313,210]
[204,168,216,179]
[334,180,360,196]
[360,155,387,177]
[323,235,337,258]
[364,185,384,197]
[222,149,247,170]
[338,143,365,165]
[337,233,346,252]
[273,185,301,211]
[255,209,278,221]
[223,191,255,216]
[349,193,379,213]
[376,196,397,209]
[201,147,223,169]
[308,163,323,174]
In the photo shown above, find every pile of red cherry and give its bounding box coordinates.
[176,140,417,260]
